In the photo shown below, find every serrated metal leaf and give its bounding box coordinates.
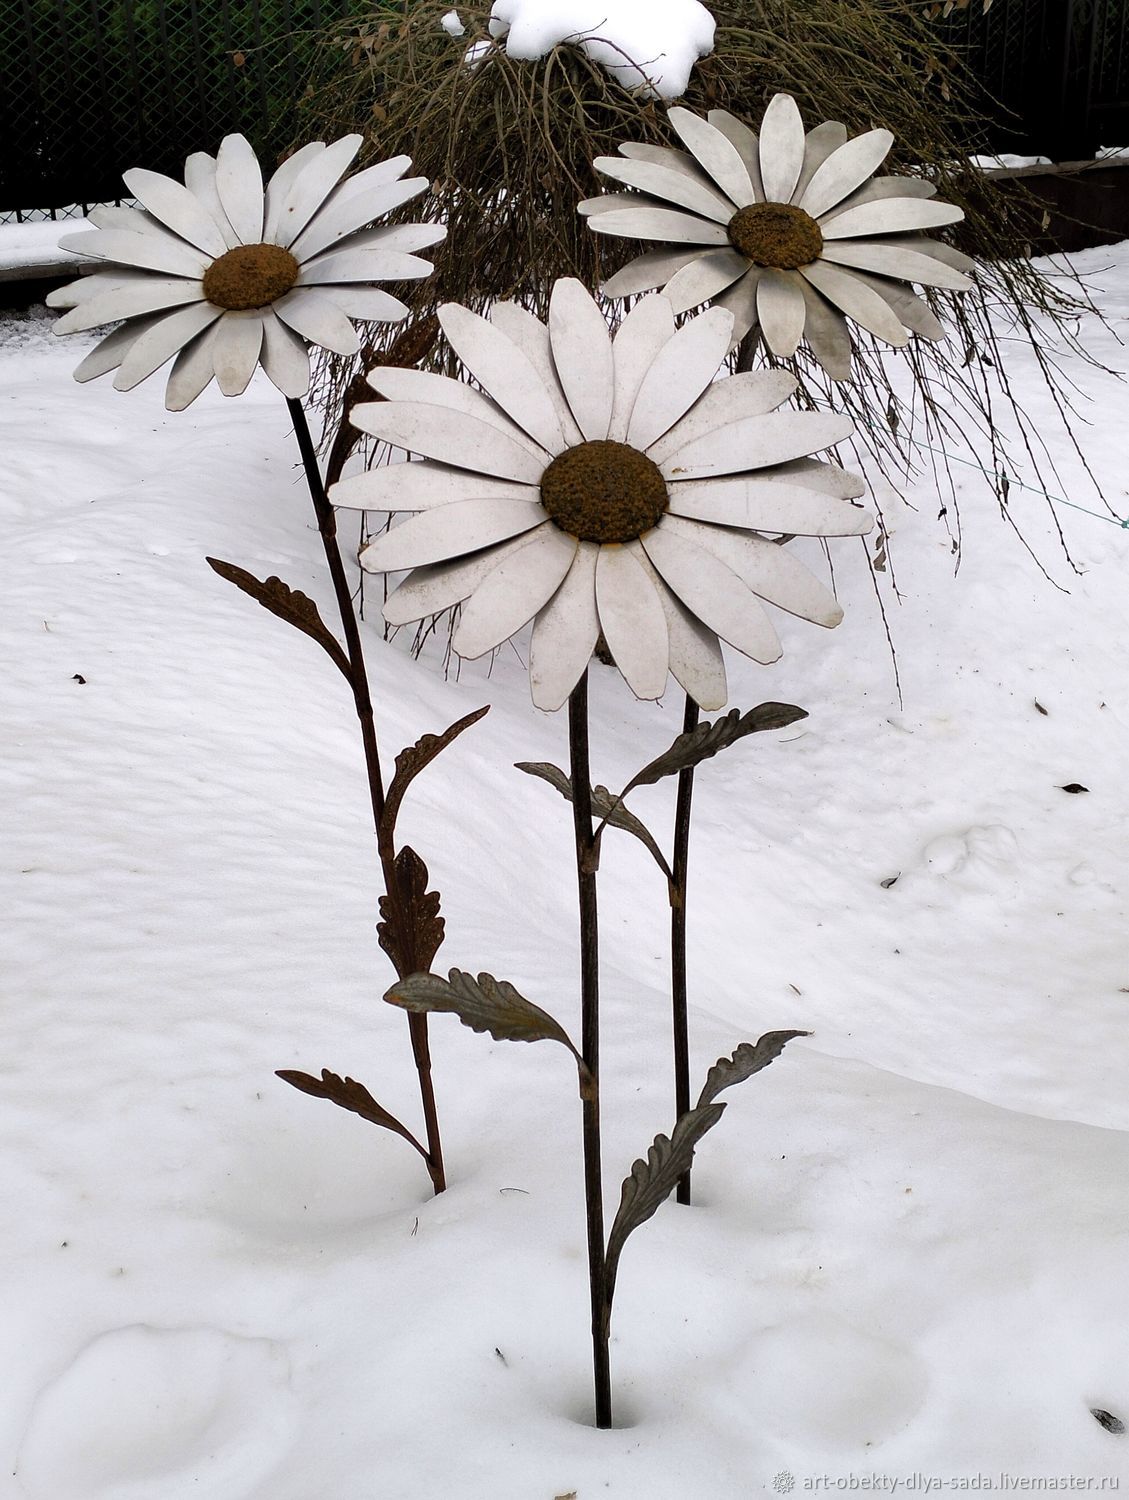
[376,844,445,978]
[206,557,351,679]
[696,1030,809,1109]
[514,761,672,880]
[623,702,808,796]
[603,1103,725,1326]
[381,704,490,844]
[275,1067,429,1160]
[385,968,581,1062]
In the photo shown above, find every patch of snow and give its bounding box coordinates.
[0,218,91,274]
[441,8,465,36]
[969,153,1053,171]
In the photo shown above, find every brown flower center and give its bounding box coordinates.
[202,243,300,311]
[540,440,669,543]
[728,202,823,269]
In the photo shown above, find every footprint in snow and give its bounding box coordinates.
[16,1324,293,1500]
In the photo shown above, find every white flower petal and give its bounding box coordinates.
[791,122,849,205]
[53,278,205,334]
[847,271,945,341]
[362,497,547,571]
[121,166,229,258]
[351,401,547,482]
[668,477,871,535]
[627,304,733,451]
[377,534,532,620]
[298,249,434,285]
[758,94,807,206]
[642,524,781,664]
[454,524,578,659]
[272,287,361,355]
[608,294,676,442]
[333,459,537,512]
[366,366,551,461]
[112,302,223,391]
[660,248,749,314]
[584,206,730,246]
[438,303,564,454]
[797,128,893,219]
[259,310,311,397]
[756,269,807,358]
[592,155,737,222]
[578,192,655,217]
[595,544,668,701]
[316,286,409,322]
[263,142,326,241]
[273,134,363,248]
[529,542,601,711]
[601,247,703,300]
[213,311,264,397]
[906,238,976,274]
[796,278,854,380]
[819,239,972,291]
[706,111,765,201]
[289,174,428,260]
[648,369,798,464]
[330,220,446,256]
[549,279,614,442]
[820,198,964,240]
[164,320,224,411]
[73,314,164,381]
[215,134,265,244]
[57,228,209,279]
[183,152,240,249]
[799,260,910,346]
[819,177,937,224]
[634,547,727,710]
[50,268,163,308]
[713,268,762,347]
[660,408,853,480]
[87,203,155,234]
[489,301,584,446]
[664,514,843,626]
[668,107,755,209]
[767,457,867,499]
[618,142,705,179]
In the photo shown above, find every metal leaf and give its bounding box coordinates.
[207,558,351,679]
[623,702,808,796]
[696,1030,809,1109]
[514,761,672,880]
[603,1103,726,1326]
[381,704,490,845]
[376,845,444,978]
[385,968,583,1066]
[275,1067,430,1162]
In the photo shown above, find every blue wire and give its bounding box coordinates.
[908,440,1129,529]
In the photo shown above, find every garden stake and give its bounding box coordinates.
[670,692,700,1205]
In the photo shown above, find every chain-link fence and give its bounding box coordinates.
[0,0,359,222]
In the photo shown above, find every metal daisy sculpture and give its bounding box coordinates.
[580,92,975,378]
[49,132,476,1197]
[347,279,872,1427]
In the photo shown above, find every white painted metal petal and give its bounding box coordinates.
[584,207,730,246]
[791,122,849,205]
[626,304,734,451]
[529,542,601,711]
[437,303,563,454]
[660,248,749,314]
[57,228,208,279]
[592,155,737,222]
[183,152,239,249]
[87,203,160,234]
[164,320,223,411]
[112,301,223,390]
[488,302,583,446]
[351,401,547,482]
[713,268,762,347]
[756,269,807,357]
[634,548,728,710]
[848,271,945,340]
[330,220,445,255]
[121,167,228,258]
[578,192,657,217]
[595,544,669,701]
[642,524,782,663]
[376,534,531,619]
[362,497,547,572]
[819,239,972,290]
[667,108,755,209]
[799,260,910,346]
[548,279,614,442]
[767,456,867,498]
[668,476,872,535]
[72,314,164,382]
[706,111,765,201]
[661,408,853,480]
[758,94,807,206]
[797,128,894,220]
[906,237,976,273]
[49,268,162,308]
[820,198,964,239]
[259,310,311,397]
[332,458,537,512]
[366,365,550,461]
[262,141,325,241]
[299,249,432,284]
[667,515,843,626]
[608,294,676,443]
[648,369,799,465]
[601,248,703,300]
[212,311,264,397]
[52,279,206,335]
[272,287,360,355]
[273,134,364,249]
[618,142,705,178]
[796,278,854,380]
[818,177,937,223]
[215,134,265,244]
[317,286,409,322]
[289,174,428,260]
[454,524,578,660]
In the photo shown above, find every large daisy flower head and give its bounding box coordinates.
[580,94,976,380]
[47,134,444,409]
[333,280,872,711]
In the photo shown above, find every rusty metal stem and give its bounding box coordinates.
[567,672,611,1429]
[671,694,700,1205]
[286,397,445,1195]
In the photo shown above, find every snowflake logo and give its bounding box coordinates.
[773,1473,796,1495]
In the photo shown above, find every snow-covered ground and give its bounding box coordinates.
[3,246,1129,1498]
